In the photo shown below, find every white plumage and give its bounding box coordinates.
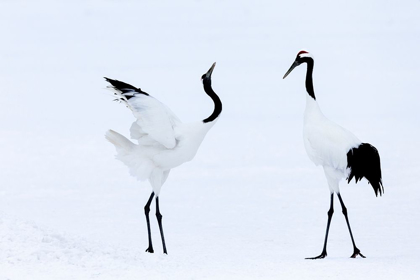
[284,50,383,259]
[106,99,216,190]
[105,63,222,254]
[303,97,361,192]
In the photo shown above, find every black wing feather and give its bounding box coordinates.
[104,77,149,99]
[347,143,384,196]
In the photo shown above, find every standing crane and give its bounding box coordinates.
[283,51,383,259]
[105,63,222,254]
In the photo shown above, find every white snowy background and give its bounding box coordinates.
[0,0,419,279]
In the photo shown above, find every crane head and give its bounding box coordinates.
[283,50,312,79]
[202,62,216,80]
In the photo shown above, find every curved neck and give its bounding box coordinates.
[303,57,316,100]
[202,78,222,123]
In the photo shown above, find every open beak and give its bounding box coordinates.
[283,60,299,79]
[205,62,216,78]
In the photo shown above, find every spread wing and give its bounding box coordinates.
[128,95,181,148]
[105,77,181,149]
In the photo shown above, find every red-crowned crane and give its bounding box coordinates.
[283,51,383,259]
[105,63,222,254]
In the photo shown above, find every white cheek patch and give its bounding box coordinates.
[299,52,313,59]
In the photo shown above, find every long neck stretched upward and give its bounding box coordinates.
[202,78,222,123]
[304,57,316,100]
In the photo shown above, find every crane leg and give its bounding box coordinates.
[337,193,366,258]
[156,196,168,254]
[306,193,334,259]
[144,192,155,253]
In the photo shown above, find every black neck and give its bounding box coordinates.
[202,78,222,123]
[303,57,316,100]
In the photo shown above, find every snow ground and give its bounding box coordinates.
[0,0,419,279]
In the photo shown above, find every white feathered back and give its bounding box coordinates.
[304,96,361,170]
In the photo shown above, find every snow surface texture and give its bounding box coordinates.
[1,0,419,279]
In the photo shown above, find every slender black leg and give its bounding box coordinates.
[144,192,155,253]
[337,193,366,258]
[307,193,334,259]
[156,196,168,254]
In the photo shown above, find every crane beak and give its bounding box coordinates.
[283,61,299,79]
[204,62,216,78]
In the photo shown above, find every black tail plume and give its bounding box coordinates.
[104,77,148,98]
[347,143,384,196]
